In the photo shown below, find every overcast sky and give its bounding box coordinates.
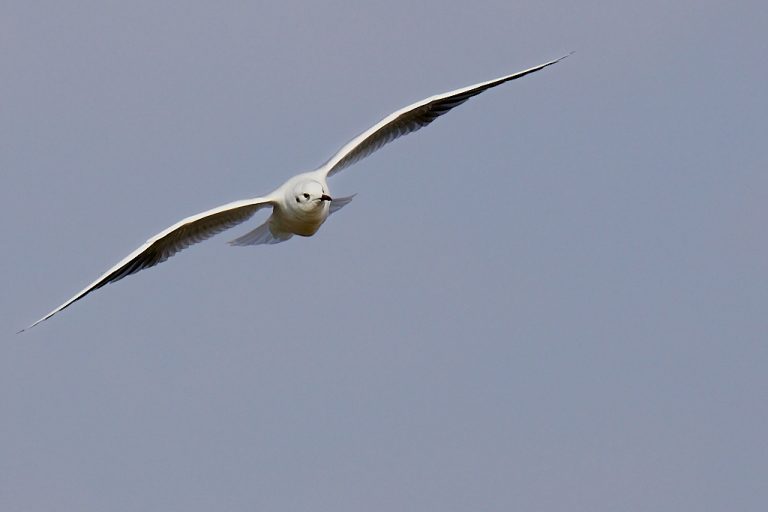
[2,1,766,511]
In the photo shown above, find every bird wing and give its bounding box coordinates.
[22,197,274,331]
[318,54,570,178]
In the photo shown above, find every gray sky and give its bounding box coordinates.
[2,1,766,510]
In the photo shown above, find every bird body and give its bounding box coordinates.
[269,173,332,237]
[21,54,570,331]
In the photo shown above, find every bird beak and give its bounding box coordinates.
[320,194,332,202]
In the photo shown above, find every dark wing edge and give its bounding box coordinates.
[20,197,273,332]
[320,53,572,178]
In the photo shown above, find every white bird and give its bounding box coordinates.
[22,54,569,331]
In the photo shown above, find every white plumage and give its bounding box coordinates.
[22,54,570,331]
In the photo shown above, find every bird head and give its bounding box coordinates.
[292,181,332,211]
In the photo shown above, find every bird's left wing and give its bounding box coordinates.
[21,197,274,331]
[318,54,570,178]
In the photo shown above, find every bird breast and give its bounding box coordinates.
[272,202,329,237]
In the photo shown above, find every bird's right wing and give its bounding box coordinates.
[22,197,274,331]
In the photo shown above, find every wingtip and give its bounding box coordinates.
[17,322,36,334]
[532,52,573,72]
[18,314,51,334]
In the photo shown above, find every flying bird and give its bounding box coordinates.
[22,54,570,331]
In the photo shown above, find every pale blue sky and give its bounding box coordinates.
[2,1,766,511]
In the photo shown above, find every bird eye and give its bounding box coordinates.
[303,193,310,199]
[295,197,300,203]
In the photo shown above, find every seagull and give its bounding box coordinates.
[21,54,569,331]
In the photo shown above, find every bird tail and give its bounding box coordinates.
[229,221,293,246]
[329,194,356,214]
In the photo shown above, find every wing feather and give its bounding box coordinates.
[21,197,274,331]
[319,54,570,178]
